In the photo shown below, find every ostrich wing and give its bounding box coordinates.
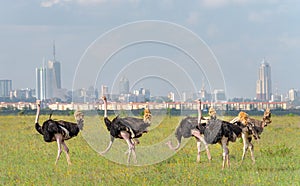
[116,117,150,138]
[57,120,80,138]
[223,121,242,142]
[204,119,223,144]
[178,117,198,138]
[248,118,264,135]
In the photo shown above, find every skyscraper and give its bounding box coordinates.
[119,76,129,94]
[46,41,62,98]
[256,59,272,101]
[36,67,47,100]
[36,42,62,100]
[101,85,109,97]
[47,60,61,98]
[0,80,12,97]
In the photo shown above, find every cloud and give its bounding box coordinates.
[278,35,300,48]
[186,12,200,26]
[206,24,220,38]
[248,9,273,23]
[76,0,108,6]
[201,0,228,8]
[40,0,60,8]
[200,0,253,8]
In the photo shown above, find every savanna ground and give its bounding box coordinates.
[0,114,300,185]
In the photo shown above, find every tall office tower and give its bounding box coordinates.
[119,76,129,94]
[256,59,272,101]
[213,89,226,102]
[36,67,47,100]
[46,41,62,98]
[0,80,12,97]
[101,85,109,97]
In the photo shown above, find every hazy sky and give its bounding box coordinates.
[0,0,299,98]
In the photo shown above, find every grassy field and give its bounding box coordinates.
[1,114,300,185]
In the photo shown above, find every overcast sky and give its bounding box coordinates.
[0,0,299,98]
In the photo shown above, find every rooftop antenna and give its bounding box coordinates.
[201,77,205,90]
[53,40,56,61]
[42,57,45,68]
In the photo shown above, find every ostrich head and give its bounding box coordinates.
[74,111,84,130]
[238,111,249,126]
[262,108,272,127]
[101,96,107,102]
[209,107,217,120]
[143,107,151,123]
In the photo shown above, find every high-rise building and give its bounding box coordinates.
[213,89,226,102]
[288,89,298,101]
[36,42,62,100]
[101,85,109,97]
[36,67,47,100]
[0,80,12,97]
[119,76,129,94]
[47,60,61,98]
[256,59,272,101]
[46,41,62,98]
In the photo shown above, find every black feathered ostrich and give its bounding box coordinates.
[34,100,84,165]
[230,110,272,164]
[204,115,242,169]
[167,99,243,169]
[166,99,212,163]
[100,96,151,164]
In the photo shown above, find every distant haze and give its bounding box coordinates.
[1,0,299,98]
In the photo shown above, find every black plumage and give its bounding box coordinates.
[36,119,82,142]
[100,96,151,164]
[166,100,212,163]
[168,100,243,169]
[174,116,206,143]
[34,100,84,165]
[204,119,242,144]
[111,116,150,138]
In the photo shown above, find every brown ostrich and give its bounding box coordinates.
[230,110,272,163]
[167,99,242,169]
[34,100,84,165]
[100,96,151,164]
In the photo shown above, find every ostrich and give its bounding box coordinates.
[166,99,212,163]
[203,112,243,169]
[100,96,151,164]
[230,110,272,163]
[34,100,84,165]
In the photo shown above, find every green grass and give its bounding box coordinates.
[1,115,300,185]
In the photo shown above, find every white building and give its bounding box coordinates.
[256,59,272,101]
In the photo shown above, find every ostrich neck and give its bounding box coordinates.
[197,102,202,124]
[35,104,40,124]
[104,100,107,118]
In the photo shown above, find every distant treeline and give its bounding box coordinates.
[1,108,300,116]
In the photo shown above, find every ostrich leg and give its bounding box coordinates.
[120,131,136,164]
[192,130,211,163]
[100,135,115,155]
[55,134,63,165]
[249,141,255,164]
[241,133,250,163]
[62,141,71,165]
[196,139,201,163]
[200,135,211,162]
[221,137,230,169]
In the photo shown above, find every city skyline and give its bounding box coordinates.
[1,1,300,98]
[35,42,62,100]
